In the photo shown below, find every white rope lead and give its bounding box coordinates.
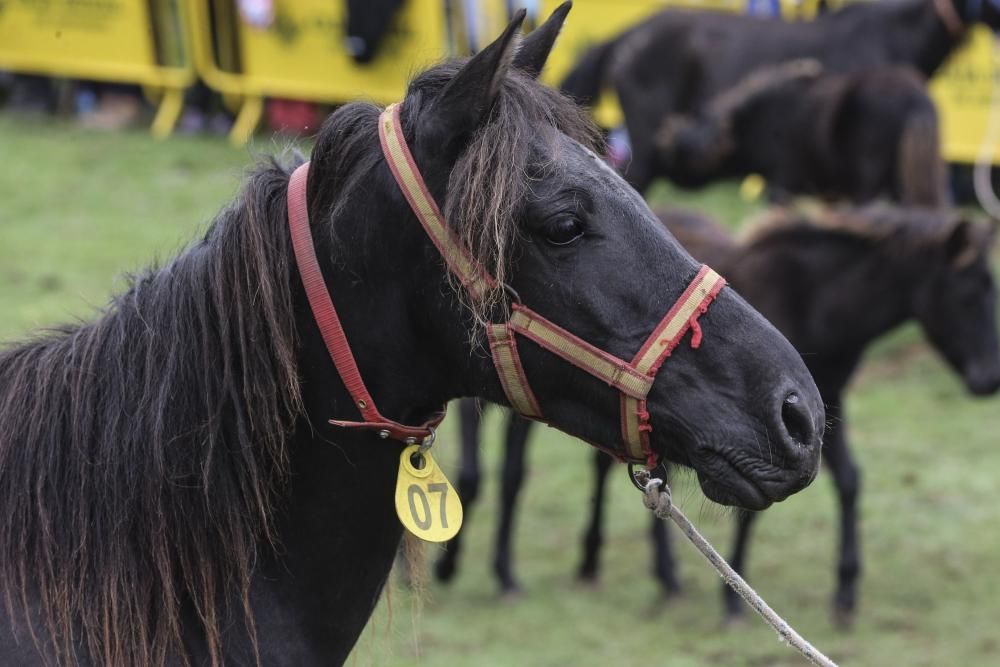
[635,471,838,667]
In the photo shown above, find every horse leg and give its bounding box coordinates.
[824,410,862,628]
[722,510,760,623]
[493,412,532,596]
[434,398,483,584]
[577,450,614,584]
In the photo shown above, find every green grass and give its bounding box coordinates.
[3,115,1000,666]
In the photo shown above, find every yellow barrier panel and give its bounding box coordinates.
[524,0,999,164]
[0,0,195,138]
[931,28,1000,163]
[185,0,452,145]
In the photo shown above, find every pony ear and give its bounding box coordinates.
[427,10,526,147]
[512,2,572,78]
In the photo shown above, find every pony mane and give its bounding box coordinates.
[0,158,304,666]
[307,61,602,327]
[740,202,979,258]
[403,60,604,322]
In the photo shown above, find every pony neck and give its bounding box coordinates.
[298,183,489,431]
[232,422,404,664]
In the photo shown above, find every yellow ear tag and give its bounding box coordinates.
[394,444,463,542]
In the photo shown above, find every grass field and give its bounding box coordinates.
[3,115,1000,666]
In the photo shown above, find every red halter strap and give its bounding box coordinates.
[377,103,726,466]
[286,162,445,443]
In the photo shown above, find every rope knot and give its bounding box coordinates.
[640,476,672,519]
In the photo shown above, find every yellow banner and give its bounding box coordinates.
[0,0,190,87]
[224,0,448,104]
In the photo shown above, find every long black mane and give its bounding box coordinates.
[0,160,304,666]
[309,60,602,322]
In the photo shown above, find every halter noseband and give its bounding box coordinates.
[286,103,726,467]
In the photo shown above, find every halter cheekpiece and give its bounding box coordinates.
[286,102,726,467]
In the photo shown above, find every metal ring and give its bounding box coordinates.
[501,282,522,305]
[628,462,648,491]
[628,460,668,491]
[418,426,436,453]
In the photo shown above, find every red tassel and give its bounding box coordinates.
[638,407,652,433]
[689,315,703,349]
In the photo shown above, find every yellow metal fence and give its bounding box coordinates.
[1,0,997,161]
[182,0,454,143]
[0,0,195,137]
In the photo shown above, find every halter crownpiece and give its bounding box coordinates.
[287,163,445,443]
[375,102,726,467]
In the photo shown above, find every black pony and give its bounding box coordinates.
[655,61,946,206]
[439,204,1000,613]
[591,204,1000,623]
[0,6,825,666]
[561,0,1000,192]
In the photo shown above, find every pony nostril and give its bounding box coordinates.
[965,364,1000,396]
[780,392,814,447]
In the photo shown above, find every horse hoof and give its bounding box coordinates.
[832,604,856,630]
[643,587,685,616]
[662,581,684,600]
[575,573,602,591]
[498,585,524,603]
[722,611,749,630]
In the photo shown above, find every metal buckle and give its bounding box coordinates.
[418,426,436,454]
[628,460,667,491]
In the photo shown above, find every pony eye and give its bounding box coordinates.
[543,217,583,246]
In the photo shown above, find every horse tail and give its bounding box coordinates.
[898,102,946,207]
[560,40,617,106]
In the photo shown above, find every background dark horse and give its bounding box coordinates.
[440,204,1000,620]
[0,7,826,666]
[655,61,946,206]
[589,205,1000,624]
[561,0,1000,192]
[345,0,405,63]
